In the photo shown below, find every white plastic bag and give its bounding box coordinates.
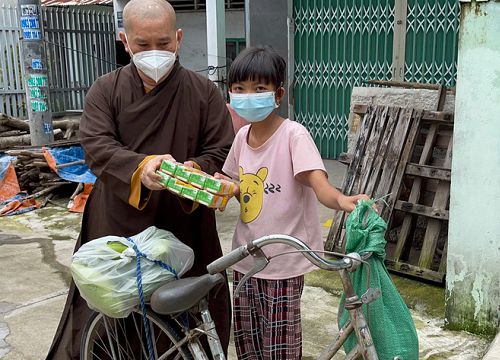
[71,226,194,318]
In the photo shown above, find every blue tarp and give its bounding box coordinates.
[46,146,96,184]
[0,155,16,181]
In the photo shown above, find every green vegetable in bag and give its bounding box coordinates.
[71,226,194,318]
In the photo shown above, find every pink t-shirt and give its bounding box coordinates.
[222,119,326,279]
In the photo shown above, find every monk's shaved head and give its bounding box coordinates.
[123,0,176,33]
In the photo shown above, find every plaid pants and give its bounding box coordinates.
[232,271,304,360]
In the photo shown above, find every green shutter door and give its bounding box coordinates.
[293,0,395,158]
[404,0,460,87]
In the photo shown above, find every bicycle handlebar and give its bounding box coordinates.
[207,244,249,274]
[207,234,358,275]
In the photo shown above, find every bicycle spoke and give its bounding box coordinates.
[103,315,120,359]
[117,316,136,359]
[92,316,136,360]
[150,319,160,359]
[114,316,137,360]
[92,321,114,359]
[83,310,199,360]
[131,311,149,359]
[112,318,125,360]
[107,318,134,360]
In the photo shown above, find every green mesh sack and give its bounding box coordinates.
[338,200,419,359]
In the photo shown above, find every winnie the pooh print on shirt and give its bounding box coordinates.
[239,166,268,223]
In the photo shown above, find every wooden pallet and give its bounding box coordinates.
[325,104,421,252]
[385,110,453,283]
[325,104,454,283]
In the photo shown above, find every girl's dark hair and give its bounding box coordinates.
[227,46,286,89]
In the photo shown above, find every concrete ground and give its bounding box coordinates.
[0,160,496,359]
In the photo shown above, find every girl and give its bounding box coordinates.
[220,46,369,360]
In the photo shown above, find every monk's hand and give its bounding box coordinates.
[141,154,176,191]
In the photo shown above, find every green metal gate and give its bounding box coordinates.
[405,0,459,86]
[293,0,459,158]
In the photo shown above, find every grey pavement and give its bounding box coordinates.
[0,160,497,359]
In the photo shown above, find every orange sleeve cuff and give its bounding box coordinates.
[129,155,156,210]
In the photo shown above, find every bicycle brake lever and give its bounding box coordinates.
[234,246,269,298]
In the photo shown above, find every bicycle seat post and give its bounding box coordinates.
[199,298,226,360]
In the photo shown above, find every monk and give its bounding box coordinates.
[46,0,234,358]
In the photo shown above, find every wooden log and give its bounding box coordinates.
[0,129,62,150]
[39,172,59,180]
[0,130,28,137]
[16,155,33,161]
[54,129,64,140]
[27,184,64,199]
[32,161,50,168]
[40,181,72,187]
[53,119,80,130]
[55,160,85,169]
[0,113,30,131]
[0,134,32,149]
[64,128,74,139]
[6,149,44,157]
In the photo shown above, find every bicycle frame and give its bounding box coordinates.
[317,269,378,360]
[82,232,381,360]
[207,234,380,360]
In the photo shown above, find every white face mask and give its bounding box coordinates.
[126,34,177,83]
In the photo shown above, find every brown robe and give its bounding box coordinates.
[46,61,234,359]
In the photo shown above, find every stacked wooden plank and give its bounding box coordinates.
[326,104,453,283]
[5,148,68,194]
[1,113,82,197]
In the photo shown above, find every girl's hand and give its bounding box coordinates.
[214,172,240,211]
[183,160,199,169]
[338,194,370,213]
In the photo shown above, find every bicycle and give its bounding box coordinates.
[80,234,381,360]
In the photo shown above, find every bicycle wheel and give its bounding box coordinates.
[80,308,202,359]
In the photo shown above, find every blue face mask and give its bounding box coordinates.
[229,92,278,123]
